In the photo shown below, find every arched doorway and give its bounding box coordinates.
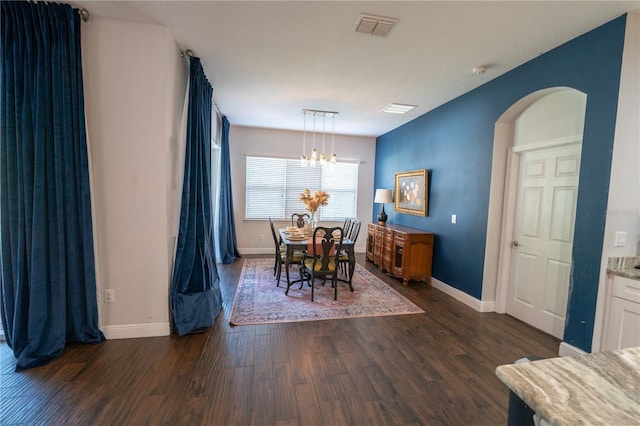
[483,88,587,339]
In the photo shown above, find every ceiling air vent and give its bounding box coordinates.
[382,103,417,114]
[354,14,398,37]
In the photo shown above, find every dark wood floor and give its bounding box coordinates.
[1,254,559,425]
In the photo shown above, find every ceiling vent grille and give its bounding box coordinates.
[354,14,398,37]
[382,103,417,114]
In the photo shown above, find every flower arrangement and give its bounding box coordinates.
[299,188,329,213]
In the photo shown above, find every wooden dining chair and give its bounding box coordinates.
[291,213,309,228]
[269,217,303,286]
[301,226,343,301]
[348,219,361,242]
[342,217,353,239]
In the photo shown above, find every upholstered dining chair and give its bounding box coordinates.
[301,226,343,301]
[291,213,310,228]
[269,217,303,286]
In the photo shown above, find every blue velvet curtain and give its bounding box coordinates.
[0,1,105,371]
[169,57,222,336]
[218,116,241,264]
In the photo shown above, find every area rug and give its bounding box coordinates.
[229,258,424,325]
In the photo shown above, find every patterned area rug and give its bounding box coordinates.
[229,258,425,325]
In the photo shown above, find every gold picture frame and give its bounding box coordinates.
[394,169,428,216]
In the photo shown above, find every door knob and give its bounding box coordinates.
[511,240,521,247]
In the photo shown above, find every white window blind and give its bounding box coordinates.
[245,156,358,221]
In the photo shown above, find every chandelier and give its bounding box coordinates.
[301,109,338,168]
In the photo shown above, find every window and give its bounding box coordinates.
[245,155,358,221]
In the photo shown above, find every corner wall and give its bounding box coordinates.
[375,15,628,352]
[82,17,187,338]
[592,11,640,351]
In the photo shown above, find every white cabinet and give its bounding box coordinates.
[603,275,640,351]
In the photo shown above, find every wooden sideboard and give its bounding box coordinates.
[366,223,434,286]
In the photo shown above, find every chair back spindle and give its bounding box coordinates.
[348,220,361,243]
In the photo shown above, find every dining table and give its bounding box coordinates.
[279,228,356,291]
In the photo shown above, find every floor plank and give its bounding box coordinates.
[0,254,560,425]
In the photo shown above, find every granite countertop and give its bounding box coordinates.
[607,256,640,280]
[495,347,640,425]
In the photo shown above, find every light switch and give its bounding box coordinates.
[451,214,457,224]
[614,231,627,247]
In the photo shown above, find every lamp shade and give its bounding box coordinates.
[374,189,393,204]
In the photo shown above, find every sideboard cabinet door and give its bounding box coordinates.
[366,224,376,262]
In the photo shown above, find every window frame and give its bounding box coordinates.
[244,154,359,221]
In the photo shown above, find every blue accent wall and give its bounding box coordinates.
[374,16,627,352]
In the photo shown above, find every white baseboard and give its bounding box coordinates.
[431,278,495,312]
[558,341,587,357]
[239,248,272,255]
[239,248,367,256]
[101,322,170,340]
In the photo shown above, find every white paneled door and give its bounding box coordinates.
[507,143,581,338]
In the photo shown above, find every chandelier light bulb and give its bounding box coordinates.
[310,148,317,167]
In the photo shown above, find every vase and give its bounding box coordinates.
[307,213,318,233]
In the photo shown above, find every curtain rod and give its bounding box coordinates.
[181,49,223,117]
[76,8,223,118]
[78,8,89,22]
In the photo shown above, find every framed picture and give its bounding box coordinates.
[394,169,428,216]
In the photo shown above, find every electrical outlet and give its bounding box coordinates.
[451,214,457,224]
[260,233,264,240]
[614,231,627,247]
[104,289,115,303]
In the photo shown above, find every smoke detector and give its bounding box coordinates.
[472,66,487,75]
[354,14,398,37]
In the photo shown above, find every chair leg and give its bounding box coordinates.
[348,259,355,292]
[311,272,315,302]
[333,275,338,300]
[285,262,292,295]
[276,259,282,287]
[297,264,306,289]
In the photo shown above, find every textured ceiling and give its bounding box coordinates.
[71,1,639,137]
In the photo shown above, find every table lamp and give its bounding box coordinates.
[374,189,393,226]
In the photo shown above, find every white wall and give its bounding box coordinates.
[229,126,376,254]
[82,17,187,339]
[592,11,640,351]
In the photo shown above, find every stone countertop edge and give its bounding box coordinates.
[495,347,640,426]
[607,256,640,280]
